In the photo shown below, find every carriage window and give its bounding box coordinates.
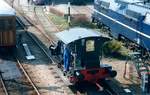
[98,1,110,13]
[144,13,150,25]
[86,40,95,52]
[100,1,110,9]
[125,9,141,20]
[0,19,13,32]
[0,20,5,31]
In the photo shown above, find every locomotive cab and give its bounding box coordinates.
[50,28,117,83]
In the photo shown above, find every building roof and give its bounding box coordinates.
[0,0,15,16]
[55,27,107,44]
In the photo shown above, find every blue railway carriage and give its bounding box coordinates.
[92,0,150,51]
[0,0,16,48]
[49,27,117,84]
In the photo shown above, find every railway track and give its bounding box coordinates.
[20,4,121,95]
[15,58,41,95]
[1,1,53,94]
[0,2,44,93]
[16,11,74,93]
[33,6,59,41]
[16,16,53,95]
[0,51,42,95]
[8,0,123,94]
[0,72,8,95]
[16,17,47,95]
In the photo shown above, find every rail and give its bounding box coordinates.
[16,10,54,63]
[33,6,57,45]
[16,17,41,95]
[0,72,8,95]
[15,58,40,95]
[16,14,54,94]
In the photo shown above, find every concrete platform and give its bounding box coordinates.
[0,61,22,80]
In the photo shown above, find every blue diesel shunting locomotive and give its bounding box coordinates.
[92,0,150,51]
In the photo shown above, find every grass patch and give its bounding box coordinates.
[48,13,99,30]
[48,13,69,30]
[70,20,98,29]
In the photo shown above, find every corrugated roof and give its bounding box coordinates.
[55,27,106,44]
[0,0,15,16]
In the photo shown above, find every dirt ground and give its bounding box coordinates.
[103,58,142,95]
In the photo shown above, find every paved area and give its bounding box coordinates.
[23,64,73,95]
[0,61,22,80]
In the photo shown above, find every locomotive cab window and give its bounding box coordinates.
[86,40,95,52]
[144,13,150,25]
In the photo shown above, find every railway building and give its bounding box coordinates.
[0,0,16,51]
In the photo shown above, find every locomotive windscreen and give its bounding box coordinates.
[86,40,95,52]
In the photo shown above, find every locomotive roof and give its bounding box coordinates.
[128,4,150,15]
[0,0,15,16]
[55,27,108,44]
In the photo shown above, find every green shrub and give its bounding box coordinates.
[103,40,122,54]
[70,20,98,29]
[103,40,128,59]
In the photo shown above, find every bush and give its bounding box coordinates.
[103,40,122,54]
[103,40,128,59]
[70,20,98,28]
